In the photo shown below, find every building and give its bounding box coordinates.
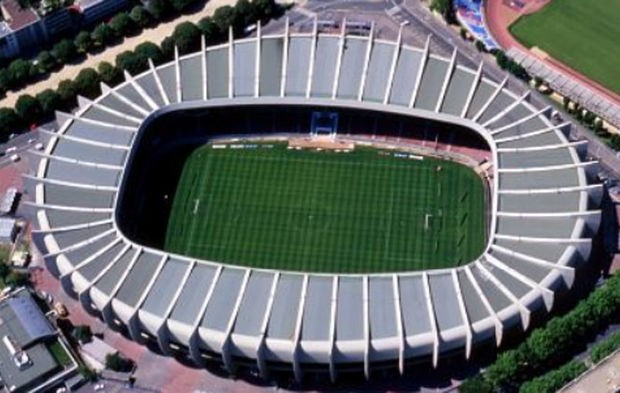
[77,0,128,26]
[0,187,19,216]
[0,0,43,58]
[0,288,77,392]
[0,217,17,244]
[27,23,601,382]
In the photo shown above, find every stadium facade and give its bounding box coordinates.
[27,21,601,381]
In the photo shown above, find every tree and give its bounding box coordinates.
[169,0,193,12]
[234,0,258,28]
[198,17,223,44]
[8,59,34,88]
[105,352,133,372]
[74,68,101,98]
[116,51,146,75]
[74,31,94,53]
[212,5,236,33]
[36,89,62,114]
[458,375,493,393]
[147,0,171,20]
[97,61,123,86]
[172,22,201,54]
[129,5,151,28]
[5,271,29,287]
[134,41,164,65]
[160,36,176,60]
[608,134,620,150]
[0,108,20,137]
[57,79,77,108]
[73,325,93,344]
[53,39,78,64]
[15,94,43,122]
[430,0,456,24]
[254,0,280,22]
[109,12,136,37]
[36,50,57,73]
[0,69,11,93]
[92,23,115,47]
[474,40,485,52]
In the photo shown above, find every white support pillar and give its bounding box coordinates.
[108,87,150,117]
[422,273,440,368]
[498,183,601,196]
[254,21,262,98]
[91,100,143,125]
[471,76,507,121]
[460,62,483,118]
[497,160,596,174]
[43,228,117,258]
[305,17,318,98]
[482,92,530,128]
[129,255,167,343]
[383,26,403,105]
[331,18,347,99]
[228,27,234,99]
[485,254,554,311]
[157,260,195,355]
[101,247,142,328]
[32,218,113,235]
[409,34,431,108]
[174,46,182,103]
[69,238,122,274]
[23,175,118,193]
[78,244,130,313]
[328,276,339,383]
[292,274,309,383]
[363,275,370,380]
[58,112,137,132]
[476,261,531,330]
[497,140,587,153]
[451,271,472,360]
[256,272,279,379]
[38,128,129,151]
[31,150,123,171]
[221,269,251,374]
[490,106,552,135]
[464,266,504,345]
[201,35,208,101]
[495,122,571,144]
[435,47,457,112]
[357,22,375,101]
[490,244,575,287]
[123,70,159,111]
[392,275,405,375]
[148,59,171,106]
[280,18,290,98]
[188,266,222,366]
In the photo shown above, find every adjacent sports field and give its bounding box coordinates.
[510,0,620,95]
[164,142,486,273]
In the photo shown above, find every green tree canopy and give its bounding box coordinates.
[8,59,35,88]
[15,94,43,122]
[109,12,136,37]
[36,50,57,73]
[172,22,201,54]
[74,68,101,98]
[57,79,77,108]
[97,61,123,86]
[92,23,115,47]
[74,31,94,53]
[129,5,152,28]
[0,108,20,137]
[53,39,78,64]
[134,41,164,65]
[36,89,62,114]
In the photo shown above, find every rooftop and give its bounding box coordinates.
[0,0,39,30]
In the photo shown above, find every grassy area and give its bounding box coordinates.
[510,0,620,95]
[47,340,73,367]
[165,143,486,273]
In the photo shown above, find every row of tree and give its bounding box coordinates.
[0,0,235,95]
[460,271,620,392]
[519,360,587,393]
[0,0,282,141]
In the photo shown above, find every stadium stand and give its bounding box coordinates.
[25,21,601,382]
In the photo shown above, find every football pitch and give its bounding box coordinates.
[164,143,486,273]
[510,0,620,95]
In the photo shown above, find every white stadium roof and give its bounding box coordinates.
[27,23,601,381]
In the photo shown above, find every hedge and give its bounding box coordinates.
[591,330,620,364]
[519,361,587,393]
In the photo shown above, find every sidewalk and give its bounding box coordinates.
[0,0,237,109]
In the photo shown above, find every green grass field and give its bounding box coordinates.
[510,0,620,95]
[164,143,486,273]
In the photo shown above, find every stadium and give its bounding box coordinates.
[27,21,601,382]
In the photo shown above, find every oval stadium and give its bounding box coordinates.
[26,21,602,382]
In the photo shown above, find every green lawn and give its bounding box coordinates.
[47,340,73,367]
[164,143,486,273]
[510,0,620,95]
